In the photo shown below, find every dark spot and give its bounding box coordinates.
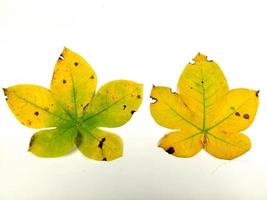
[98,138,106,148]
[150,96,158,104]
[83,103,89,111]
[190,87,193,89]
[166,147,175,154]
[235,112,240,116]
[102,158,107,161]
[137,94,141,99]
[51,104,54,107]
[81,104,83,107]
[123,105,126,110]
[27,120,32,126]
[243,114,250,119]
[63,79,67,84]
[230,106,235,110]
[75,132,82,147]
[74,62,79,66]
[131,110,136,115]
[58,53,64,60]
[2,88,7,95]
[90,75,95,79]
[34,111,39,116]
[29,135,35,148]
[201,136,208,146]
[256,90,260,97]
[201,81,204,84]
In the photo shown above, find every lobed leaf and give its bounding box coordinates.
[150,53,259,160]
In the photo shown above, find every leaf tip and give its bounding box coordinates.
[193,52,207,63]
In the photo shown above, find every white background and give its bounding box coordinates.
[1,0,267,199]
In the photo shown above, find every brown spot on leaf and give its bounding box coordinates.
[2,88,7,95]
[34,111,39,116]
[201,136,208,146]
[166,147,175,154]
[256,90,260,97]
[58,53,64,61]
[27,120,32,126]
[29,135,35,149]
[235,112,240,116]
[83,103,89,111]
[243,114,250,119]
[75,132,82,147]
[98,138,106,148]
[90,75,95,79]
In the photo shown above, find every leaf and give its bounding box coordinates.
[150,53,259,160]
[4,47,143,161]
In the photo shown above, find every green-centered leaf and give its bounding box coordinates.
[4,47,143,161]
[150,53,259,160]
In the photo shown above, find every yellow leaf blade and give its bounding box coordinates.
[51,47,97,118]
[4,84,68,128]
[178,53,229,120]
[151,53,259,160]
[205,131,251,160]
[159,130,203,158]
[207,88,259,133]
[29,127,77,157]
[83,80,143,128]
[150,86,201,130]
[76,128,123,161]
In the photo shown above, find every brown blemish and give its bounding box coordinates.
[235,112,240,116]
[256,90,260,97]
[123,105,126,110]
[74,62,79,66]
[75,132,82,147]
[27,120,32,126]
[201,135,208,146]
[34,111,39,116]
[83,103,89,111]
[90,75,95,79]
[243,114,250,119]
[102,157,107,161]
[29,135,35,148]
[63,79,67,84]
[137,94,141,99]
[166,147,175,154]
[58,53,64,61]
[131,110,136,115]
[2,88,7,95]
[98,138,106,148]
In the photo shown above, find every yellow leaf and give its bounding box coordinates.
[150,53,259,160]
[4,47,143,161]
